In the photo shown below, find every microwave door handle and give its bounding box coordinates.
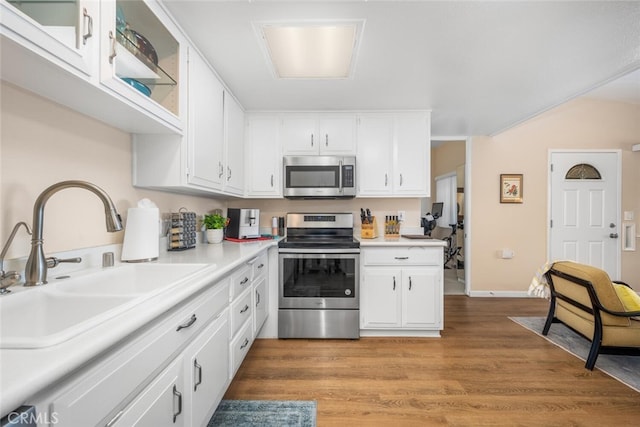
[339,160,343,193]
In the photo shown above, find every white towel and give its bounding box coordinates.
[528,261,554,299]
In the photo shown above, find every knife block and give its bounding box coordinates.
[360,216,378,239]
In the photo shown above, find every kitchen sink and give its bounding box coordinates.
[0,263,213,349]
[0,290,137,349]
[52,263,211,296]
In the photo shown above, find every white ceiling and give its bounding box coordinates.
[163,0,640,137]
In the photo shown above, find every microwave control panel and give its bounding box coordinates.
[342,165,355,188]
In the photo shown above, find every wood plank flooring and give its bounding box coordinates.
[224,297,640,426]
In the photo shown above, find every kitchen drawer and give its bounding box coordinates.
[249,252,268,281]
[46,280,229,427]
[229,319,254,378]
[230,287,253,337]
[363,246,441,266]
[230,264,252,300]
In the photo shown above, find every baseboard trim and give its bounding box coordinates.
[468,290,535,298]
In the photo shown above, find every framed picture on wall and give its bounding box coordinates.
[500,174,523,203]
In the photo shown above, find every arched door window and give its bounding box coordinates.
[565,163,602,180]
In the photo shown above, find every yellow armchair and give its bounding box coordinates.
[543,261,640,370]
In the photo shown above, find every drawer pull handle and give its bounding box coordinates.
[240,304,249,314]
[172,385,182,423]
[393,276,396,291]
[240,338,249,349]
[258,263,265,269]
[394,256,409,260]
[105,410,123,427]
[240,277,249,285]
[176,314,197,331]
[409,276,412,290]
[194,359,202,392]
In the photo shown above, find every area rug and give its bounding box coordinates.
[510,316,640,393]
[207,400,316,427]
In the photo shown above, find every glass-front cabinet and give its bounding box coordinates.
[1,0,184,133]
[100,0,181,126]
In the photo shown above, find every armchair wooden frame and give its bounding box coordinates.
[543,267,640,370]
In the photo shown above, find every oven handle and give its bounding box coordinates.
[278,248,360,254]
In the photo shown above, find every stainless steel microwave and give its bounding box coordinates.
[283,156,356,198]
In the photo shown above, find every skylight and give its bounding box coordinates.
[255,20,365,79]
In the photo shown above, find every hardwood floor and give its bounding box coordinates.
[224,297,640,426]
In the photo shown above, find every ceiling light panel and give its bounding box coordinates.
[256,20,365,79]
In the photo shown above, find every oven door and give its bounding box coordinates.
[279,252,359,309]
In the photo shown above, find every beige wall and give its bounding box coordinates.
[0,83,224,259]
[470,97,640,292]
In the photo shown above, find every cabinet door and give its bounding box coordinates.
[184,311,230,427]
[245,115,282,197]
[361,268,402,328]
[1,0,98,78]
[281,116,318,154]
[187,48,224,189]
[357,114,394,196]
[394,112,430,196]
[319,115,356,155]
[100,0,183,131]
[402,268,442,328]
[224,92,245,195]
[113,356,185,427]
[253,275,268,335]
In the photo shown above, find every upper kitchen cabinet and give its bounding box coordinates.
[357,112,431,197]
[245,114,282,198]
[0,0,99,78]
[1,0,185,134]
[282,114,356,155]
[99,0,183,131]
[223,93,245,197]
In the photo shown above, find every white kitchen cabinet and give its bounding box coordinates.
[112,356,186,426]
[245,114,282,198]
[1,0,186,134]
[356,112,431,197]
[361,246,443,336]
[249,251,269,335]
[282,114,356,155]
[183,309,229,427]
[223,93,245,196]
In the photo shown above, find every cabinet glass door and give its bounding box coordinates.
[7,0,84,49]
[108,0,180,117]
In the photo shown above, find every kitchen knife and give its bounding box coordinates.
[360,208,366,224]
[366,208,372,223]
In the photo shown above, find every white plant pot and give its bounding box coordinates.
[206,228,224,244]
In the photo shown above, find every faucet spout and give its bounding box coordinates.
[24,181,123,286]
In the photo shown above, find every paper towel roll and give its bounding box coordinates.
[121,207,159,262]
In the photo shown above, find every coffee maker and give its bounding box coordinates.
[226,208,260,239]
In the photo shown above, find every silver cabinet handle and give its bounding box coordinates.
[176,314,197,331]
[194,359,202,392]
[82,8,93,45]
[240,338,249,349]
[218,161,224,178]
[240,277,249,285]
[172,385,182,423]
[227,166,232,181]
[394,256,409,260]
[385,173,388,187]
[270,174,274,187]
[240,304,249,314]
[258,263,265,269]
[393,276,396,290]
[108,31,117,64]
[256,290,261,306]
[325,134,329,147]
[311,134,314,147]
[409,276,412,290]
[399,173,403,186]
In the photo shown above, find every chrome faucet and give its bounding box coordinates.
[24,181,123,286]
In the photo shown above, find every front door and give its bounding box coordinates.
[549,151,620,279]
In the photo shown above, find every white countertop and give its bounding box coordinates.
[0,239,278,417]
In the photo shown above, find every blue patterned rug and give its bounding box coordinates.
[511,316,640,392]
[208,400,316,427]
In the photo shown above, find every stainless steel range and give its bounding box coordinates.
[278,213,360,339]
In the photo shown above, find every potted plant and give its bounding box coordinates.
[203,213,227,244]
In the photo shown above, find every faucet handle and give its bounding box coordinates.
[46,257,82,269]
[0,271,22,294]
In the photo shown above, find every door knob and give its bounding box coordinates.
[609,233,619,239]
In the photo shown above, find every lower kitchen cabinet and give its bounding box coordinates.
[360,246,444,336]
